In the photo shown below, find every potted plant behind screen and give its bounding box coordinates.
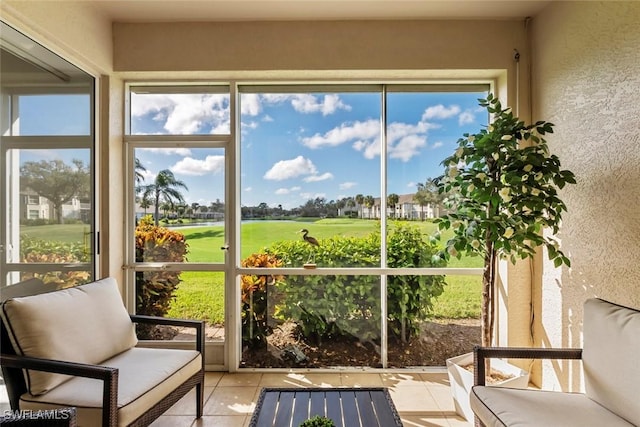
[436,94,576,420]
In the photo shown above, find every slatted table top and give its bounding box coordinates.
[249,387,403,427]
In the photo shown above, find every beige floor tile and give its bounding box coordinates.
[388,385,439,413]
[204,386,259,416]
[340,372,383,386]
[149,415,196,427]
[218,373,263,387]
[259,372,319,387]
[400,413,455,427]
[164,387,215,416]
[287,373,342,387]
[426,385,456,412]
[204,372,224,387]
[193,415,248,427]
[382,372,430,388]
[445,415,473,426]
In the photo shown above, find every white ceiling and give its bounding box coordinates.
[89,0,553,22]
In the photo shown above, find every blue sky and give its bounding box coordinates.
[20,89,486,210]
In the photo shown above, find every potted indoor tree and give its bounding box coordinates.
[436,93,576,420]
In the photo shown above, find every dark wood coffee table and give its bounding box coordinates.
[249,387,403,427]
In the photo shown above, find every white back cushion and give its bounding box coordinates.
[0,277,138,395]
[583,298,640,425]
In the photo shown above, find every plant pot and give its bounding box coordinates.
[446,352,529,421]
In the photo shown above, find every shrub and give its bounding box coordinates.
[19,235,91,287]
[240,253,284,349]
[267,223,446,343]
[135,215,188,338]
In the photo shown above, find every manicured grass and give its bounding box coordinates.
[21,224,90,244]
[174,219,482,321]
[22,219,482,321]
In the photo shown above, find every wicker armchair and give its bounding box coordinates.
[470,298,640,427]
[0,278,205,427]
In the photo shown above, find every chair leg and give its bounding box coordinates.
[196,381,204,418]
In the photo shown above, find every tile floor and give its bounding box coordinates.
[149,371,472,427]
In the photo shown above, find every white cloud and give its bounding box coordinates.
[459,109,476,125]
[131,93,230,135]
[139,169,156,183]
[390,134,426,162]
[244,187,252,192]
[275,185,303,195]
[291,94,351,116]
[339,181,357,190]
[432,141,444,149]
[262,115,274,122]
[303,119,380,149]
[241,93,262,116]
[170,155,225,176]
[304,172,334,182]
[263,156,318,181]
[422,104,461,120]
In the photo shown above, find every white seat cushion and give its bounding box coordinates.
[0,278,138,395]
[583,298,640,425]
[470,386,634,427]
[19,347,201,427]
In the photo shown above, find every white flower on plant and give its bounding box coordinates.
[471,239,481,249]
[488,125,494,133]
[523,164,533,172]
[467,183,475,192]
[455,147,464,158]
[501,134,513,141]
[535,172,544,181]
[447,246,459,257]
[522,185,528,193]
[499,187,512,202]
[531,188,541,196]
[503,227,514,238]
[492,152,500,160]
[448,166,459,178]
[452,220,463,229]
[476,172,487,181]
[468,135,475,142]
[521,174,529,181]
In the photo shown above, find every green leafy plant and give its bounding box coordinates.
[240,253,284,349]
[135,215,189,339]
[436,94,576,346]
[268,224,445,343]
[299,415,335,427]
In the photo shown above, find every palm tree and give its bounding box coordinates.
[387,193,399,218]
[140,169,188,226]
[364,195,375,219]
[355,194,364,218]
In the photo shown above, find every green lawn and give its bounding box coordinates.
[21,219,482,322]
[170,218,481,321]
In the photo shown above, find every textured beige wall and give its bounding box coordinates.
[1,0,113,75]
[113,20,526,74]
[531,1,640,390]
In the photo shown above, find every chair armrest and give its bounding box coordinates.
[0,353,118,427]
[473,346,583,386]
[129,315,205,354]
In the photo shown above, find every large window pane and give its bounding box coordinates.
[387,274,482,367]
[130,86,230,135]
[133,146,225,263]
[241,274,382,368]
[135,271,225,342]
[5,148,92,286]
[17,94,91,135]
[239,89,381,267]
